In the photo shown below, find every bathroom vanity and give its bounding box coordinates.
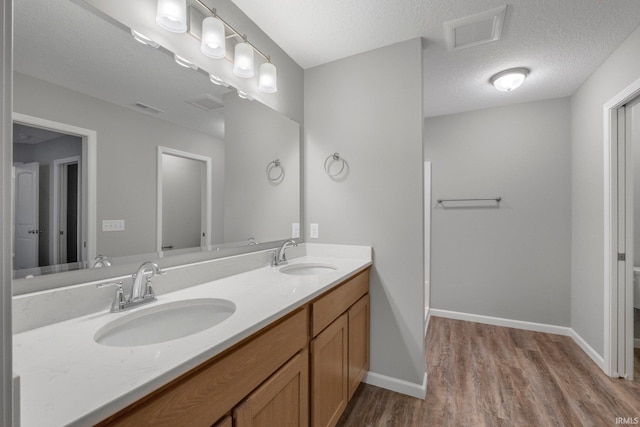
[13,246,371,427]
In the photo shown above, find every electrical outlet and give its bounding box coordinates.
[310,223,319,239]
[292,223,300,238]
[102,219,125,232]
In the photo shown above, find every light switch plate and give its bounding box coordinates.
[292,223,300,238]
[310,223,319,239]
[102,219,125,232]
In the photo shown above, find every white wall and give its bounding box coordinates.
[425,98,572,325]
[14,73,226,258]
[305,38,425,390]
[571,25,640,356]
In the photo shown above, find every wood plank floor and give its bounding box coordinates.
[337,316,640,427]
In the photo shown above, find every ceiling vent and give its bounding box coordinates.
[186,94,224,112]
[444,5,506,51]
[133,102,165,115]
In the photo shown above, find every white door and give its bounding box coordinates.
[14,162,39,269]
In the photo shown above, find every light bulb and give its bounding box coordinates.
[131,30,159,48]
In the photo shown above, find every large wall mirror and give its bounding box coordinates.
[12,0,300,287]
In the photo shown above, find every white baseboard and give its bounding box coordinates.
[424,307,430,338]
[570,329,605,371]
[363,371,427,400]
[429,309,573,336]
[428,309,606,373]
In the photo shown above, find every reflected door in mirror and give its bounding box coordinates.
[159,149,212,252]
[13,162,39,269]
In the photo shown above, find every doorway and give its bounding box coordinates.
[12,113,96,277]
[604,78,640,380]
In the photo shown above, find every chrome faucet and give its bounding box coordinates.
[97,261,165,312]
[272,239,298,266]
[131,261,164,302]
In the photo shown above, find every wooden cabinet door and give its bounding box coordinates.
[311,313,348,427]
[348,294,369,400]
[234,349,309,427]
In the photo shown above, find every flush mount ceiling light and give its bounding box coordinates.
[490,68,529,92]
[131,30,160,48]
[156,0,187,33]
[174,54,197,70]
[155,0,277,93]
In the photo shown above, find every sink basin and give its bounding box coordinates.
[94,298,235,347]
[279,263,337,276]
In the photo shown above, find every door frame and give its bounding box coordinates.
[603,76,640,379]
[12,113,97,264]
[156,146,212,253]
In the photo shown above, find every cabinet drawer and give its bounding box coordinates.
[100,307,308,427]
[312,269,369,337]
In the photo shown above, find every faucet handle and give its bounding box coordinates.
[97,281,126,312]
[144,275,157,299]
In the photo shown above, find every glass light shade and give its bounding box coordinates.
[237,90,253,101]
[156,0,187,33]
[233,42,255,78]
[174,54,197,70]
[258,62,278,93]
[209,74,229,87]
[490,68,528,92]
[131,30,160,48]
[201,17,226,59]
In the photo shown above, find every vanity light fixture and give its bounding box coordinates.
[209,74,229,87]
[201,16,226,58]
[233,41,255,78]
[174,54,197,70]
[156,0,187,33]
[155,0,278,93]
[131,30,160,48]
[490,68,529,92]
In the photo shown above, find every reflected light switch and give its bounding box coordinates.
[292,223,300,238]
[102,219,125,232]
[310,223,319,239]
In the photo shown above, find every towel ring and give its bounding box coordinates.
[324,153,346,177]
[266,159,284,181]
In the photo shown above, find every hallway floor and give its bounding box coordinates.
[337,316,640,427]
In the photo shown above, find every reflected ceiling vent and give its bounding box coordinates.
[444,5,506,51]
[133,101,165,115]
[186,94,224,112]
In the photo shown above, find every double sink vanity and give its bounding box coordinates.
[13,244,372,427]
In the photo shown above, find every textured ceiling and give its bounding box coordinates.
[230,0,640,117]
[14,0,229,139]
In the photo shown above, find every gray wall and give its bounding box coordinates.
[1,0,13,422]
[14,72,226,258]
[305,38,425,387]
[425,98,572,326]
[224,94,300,244]
[571,25,640,355]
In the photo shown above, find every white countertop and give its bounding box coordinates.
[13,255,371,427]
